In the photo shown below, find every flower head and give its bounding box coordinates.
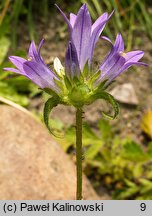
[4,4,146,116]
[98,34,147,86]
[56,3,113,75]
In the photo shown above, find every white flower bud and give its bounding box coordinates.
[53,57,65,77]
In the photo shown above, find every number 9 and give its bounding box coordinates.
[140,203,146,211]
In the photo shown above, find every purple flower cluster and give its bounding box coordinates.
[4,4,146,98]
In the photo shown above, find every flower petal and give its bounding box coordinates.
[108,50,147,81]
[55,4,72,33]
[70,13,77,28]
[107,61,147,84]
[99,34,124,75]
[113,33,124,52]
[65,41,80,79]
[100,53,124,79]
[72,4,92,70]
[89,11,114,66]
[38,38,45,54]
[23,62,49,88]
[125,50,144,62]
[3,67,20,74]
[101,54,125,82]
[28,41,44,63]
[9,56,26,75]
[91,12,108,32]
[102,33,124,56]
[99,44,147,86]
[23,61,59,92]
[101,36,112,44]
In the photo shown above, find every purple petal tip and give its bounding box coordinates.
[80,3,88,11]
[102,36,112,44]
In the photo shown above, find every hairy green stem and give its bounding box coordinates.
[76,108,83,200]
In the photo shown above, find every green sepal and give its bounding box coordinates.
[102,80,116,91]
[64,76,72,90]
[95,79,108,92]
[93,91,119,119]
[72,75,81,84]
[88,70,101,87]
[43,97,62,138]
[43,88,59,98]
[68,83,90,108]
[82,61,89,78]
[54,78,63,90]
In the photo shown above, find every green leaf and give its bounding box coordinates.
[98,119,112,141]
[136,194,152,200]
[0,36,10,64]
[83,123,99,140]
[139,179,152,194]
[56,126,75,152]
[133,164,143,178]
[147,142,152,156]
[0,81,29,106]
[93,91,119,119]
[49,118,64,131]
[113,180,139,199]
[122,140,145,161]
[86,140,104,160]
[43,97,61,137]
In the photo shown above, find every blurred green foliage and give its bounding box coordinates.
[55,119,152,199]
[0,0,46,105]
[0,0,51,47]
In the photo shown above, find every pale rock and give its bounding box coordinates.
[110,83,139,105]
[0,105,99,200]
